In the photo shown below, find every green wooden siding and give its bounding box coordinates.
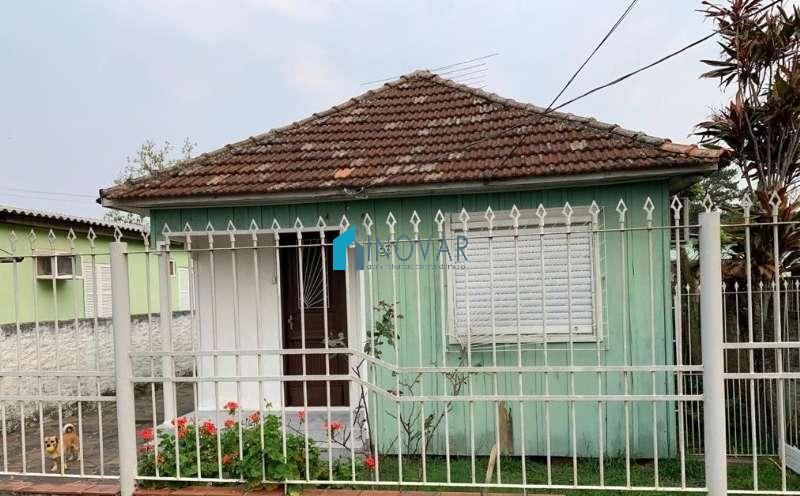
[152,180,676,459]
[0,223,188,324]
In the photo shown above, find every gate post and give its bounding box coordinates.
[158,248,175,423]
[698,211,728,496]
[110,241,136,496]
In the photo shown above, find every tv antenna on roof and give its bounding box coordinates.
[360,53,499,88]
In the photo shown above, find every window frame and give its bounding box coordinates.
[34,251,82,280]
[444,206,604,345]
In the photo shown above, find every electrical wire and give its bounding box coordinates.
[492,0,640,173]
[0,191,95,205]
[0,186,95,198]
[545,0,640,111]
[549,32,712,112]
[464,0,783,152]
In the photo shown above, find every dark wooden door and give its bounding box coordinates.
[281,231,350,407]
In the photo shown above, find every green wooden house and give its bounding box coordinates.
[99,71,721,459]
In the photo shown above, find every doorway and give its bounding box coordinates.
[280,231,350,407]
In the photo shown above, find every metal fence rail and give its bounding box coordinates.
[2,194,800,496]
[120,199,709,494]
[681,283,800,458]
[0,228,117,480]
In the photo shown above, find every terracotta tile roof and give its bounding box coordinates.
[100,70,722,202]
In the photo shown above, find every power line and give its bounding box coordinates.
[0,186,95,198]
[549,31,712,112]
[542,0,781,114]
[464,0,783,151]
[0,191,94,205]
[545,0,639,111]
[496,0,639,174]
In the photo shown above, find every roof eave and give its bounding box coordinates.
[100,162,718,211]
[0,211,143,239]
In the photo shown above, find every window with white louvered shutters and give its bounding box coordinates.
[450,207,599,344]
[82,258,113,318]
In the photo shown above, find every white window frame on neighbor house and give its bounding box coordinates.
[34,251,82,280]
[445,206,603,345]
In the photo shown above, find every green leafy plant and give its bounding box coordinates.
[137,403,322,486]
[363,300,402,359]
[330,454,377,483]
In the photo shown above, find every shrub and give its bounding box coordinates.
[138,406,323,484]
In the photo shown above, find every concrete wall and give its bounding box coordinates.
[0,312,194,430]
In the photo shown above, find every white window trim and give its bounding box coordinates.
[444,206,604,345]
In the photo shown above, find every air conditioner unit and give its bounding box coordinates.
[36,253,79,280]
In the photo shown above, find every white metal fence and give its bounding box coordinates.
[0,229,118,479]
[1,194,799,496]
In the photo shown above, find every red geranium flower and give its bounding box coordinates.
[171,417,188,429]
[297,410,306,422]
[139,444,154,453]
[222,453,237,465]
[202,420,217,436]
[137,427,154,442]
[224,401,239,415]
[364,456,376,471]
[224,419,235,429]
[249,411,260,423]
[323,420,344,434]
[177,426,188,439]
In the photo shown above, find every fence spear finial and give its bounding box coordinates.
[339,214,350,232]
[670,196,682,222]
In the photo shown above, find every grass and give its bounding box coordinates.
[316,454,800,495]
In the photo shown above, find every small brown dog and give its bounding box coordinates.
[44,423,80,472]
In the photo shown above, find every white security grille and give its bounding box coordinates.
[451,217,596,343]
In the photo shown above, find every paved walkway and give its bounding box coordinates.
[0,384,195,478]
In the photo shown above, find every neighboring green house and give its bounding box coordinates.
[0,205,190,324]
[99,71,722,459]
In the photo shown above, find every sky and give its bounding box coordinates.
[0,0,728,219]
